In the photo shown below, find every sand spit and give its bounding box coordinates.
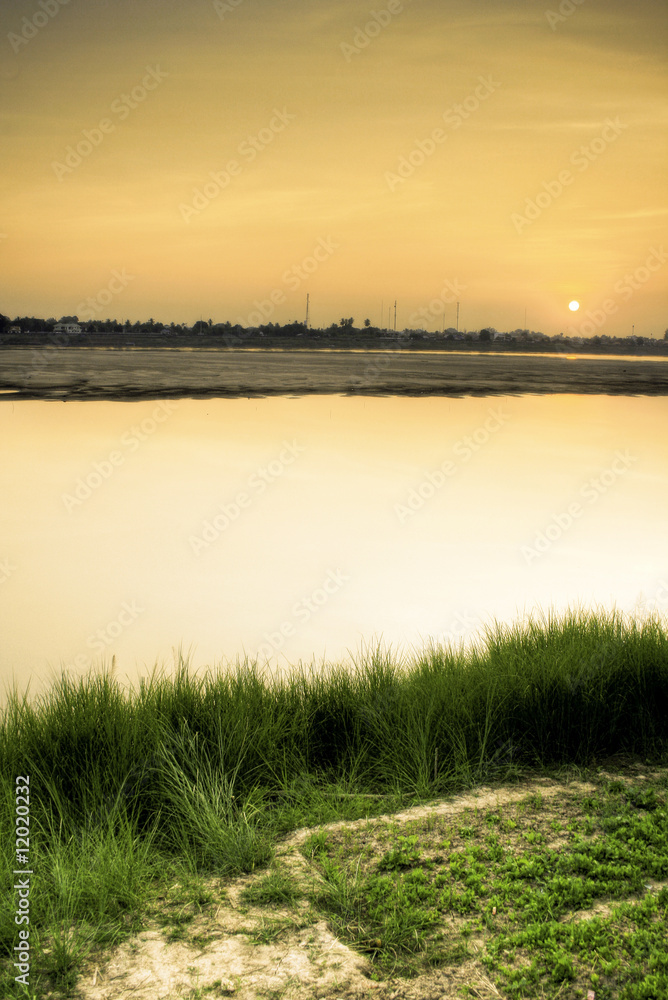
[2,348,668,400]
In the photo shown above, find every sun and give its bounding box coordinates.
[568,300,580,311]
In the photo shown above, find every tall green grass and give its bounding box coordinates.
[1,607,667,995]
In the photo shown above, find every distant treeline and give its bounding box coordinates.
[2,313,668,354]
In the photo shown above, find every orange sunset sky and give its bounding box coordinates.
[1,0,667,335]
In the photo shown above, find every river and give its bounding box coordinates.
[1,389,666,700]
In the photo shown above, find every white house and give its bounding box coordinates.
[54,323,82,335]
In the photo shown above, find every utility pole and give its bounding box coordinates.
[456,301,460,332]
[381,299,384,330]
[305,293,310,329]
[394,300,397,332]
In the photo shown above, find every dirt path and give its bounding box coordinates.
[72,773,627,1000]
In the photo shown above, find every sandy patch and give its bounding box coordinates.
[3,348,667,401]
[71,769,665,1000]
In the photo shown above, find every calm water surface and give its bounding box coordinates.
[1,393,666,698]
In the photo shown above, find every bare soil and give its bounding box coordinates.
[68,768,668,1000]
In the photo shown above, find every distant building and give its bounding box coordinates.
[54,323,82,335]
[8,325,21,334]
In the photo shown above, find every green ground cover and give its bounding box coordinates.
[298,772,668,997]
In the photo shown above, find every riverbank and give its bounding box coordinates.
[1,609,667,997]
[2,348,668,400]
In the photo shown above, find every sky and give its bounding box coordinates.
[1,0,667,335]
